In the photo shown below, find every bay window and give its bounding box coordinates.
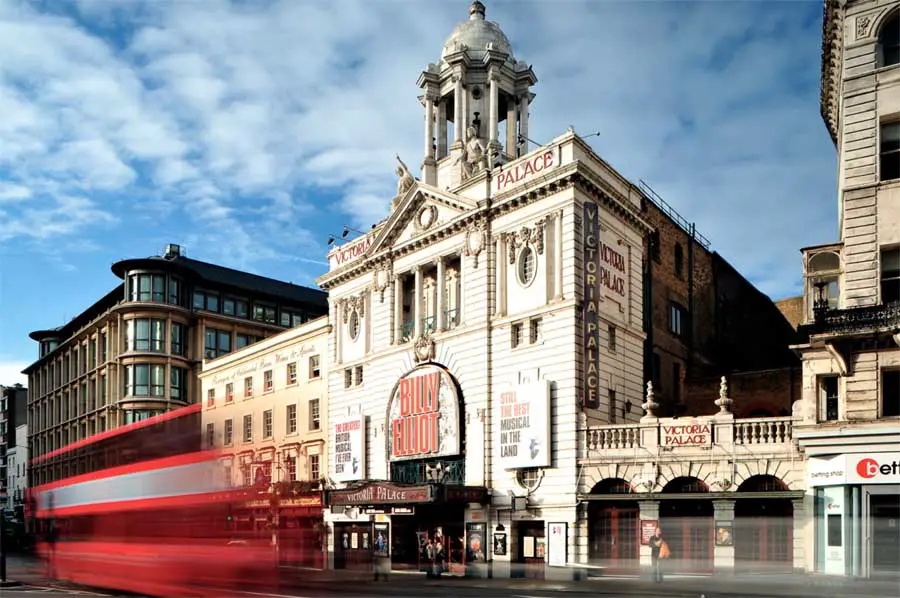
[171,366,188,402]
[124,364,166,397]
[127,318,166,352]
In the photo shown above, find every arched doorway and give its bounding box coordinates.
[659,477,713,574]
[587,479,639,572]
[735,475,793,572]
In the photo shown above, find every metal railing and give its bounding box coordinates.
[812,300,900,335]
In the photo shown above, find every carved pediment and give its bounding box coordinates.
[368,183,476,255]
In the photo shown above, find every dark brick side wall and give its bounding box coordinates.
[685,367,800,418]
[776,296,804,330]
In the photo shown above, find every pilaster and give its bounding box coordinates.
[638,500,660,570]
[436,256,446,331]
[414,265,423,337]
[713,499,735,574]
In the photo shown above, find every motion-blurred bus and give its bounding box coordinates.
[28,404,278,596]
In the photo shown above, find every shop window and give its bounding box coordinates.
[883,369,900,417]
[881,122,900,181]
[881,247,900,304]
[819,376,839,421]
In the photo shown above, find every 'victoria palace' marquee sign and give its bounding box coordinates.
[582,202,629,409]
[387,365,461,462]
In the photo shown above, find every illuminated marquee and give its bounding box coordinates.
[387,365,461,462]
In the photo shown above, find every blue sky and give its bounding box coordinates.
[0,0,836,384]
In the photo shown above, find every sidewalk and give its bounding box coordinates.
[276,566,898,598]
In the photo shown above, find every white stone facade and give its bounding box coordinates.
[795,0,900,579]
[200,317,329,488]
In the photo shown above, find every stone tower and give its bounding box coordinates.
[417,1,538,188]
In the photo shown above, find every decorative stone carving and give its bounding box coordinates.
[413,332,435,363]
[709,479,732,492]
[505,220,547,264]
[455,126,488,182]
[341,293,366,323]
[464,224,486,268]
[714,376,733,414]
[642,381,659,417]
[414,204,438,233]
[373,265,391,303]
[856,15,871,38]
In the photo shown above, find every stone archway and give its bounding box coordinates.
[735,475,793,572]
[659,476,714,574]
[586,478,639,572]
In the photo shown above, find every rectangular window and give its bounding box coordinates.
[355,365,363,386]
[244,377,253,398]
[287,362,297,385]
[608,325,617,352]
[264,370,274,392]
[168,278,180,305]
[205,327,232,359]
[224,419,233,445]
[820,376,839,421]
[669,303,685,337]
[243,414,253,443]
[529,318,542,344]
[223,297,236,316]
[309,355,321,379]
[881,247,900,304]
[883,369,900,418]
[252,304,277,324]
[286,456,297,482]
[207,388,215,408]
[170,367,187,402]
[309,399,320,431]
[511,322,524,348]
[287,404,297,434]
[880,122,900,182]
[171,323,186,356]
[225,382,234,403]
[125,364,166,397]
[309,454,320,482]
[263,409,273,439]
[206,423,214,448]
[236,334,260,349]
[344,369,352,389]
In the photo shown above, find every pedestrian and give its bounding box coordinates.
[649,528,668,582]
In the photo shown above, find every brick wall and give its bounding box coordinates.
[685,367,800,418]
[775,295,804,330]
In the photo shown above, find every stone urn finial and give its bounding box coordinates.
[642,381,659,417]
[714,375,733,414]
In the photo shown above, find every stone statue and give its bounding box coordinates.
[455,126,487,181]
[392,155,415,210]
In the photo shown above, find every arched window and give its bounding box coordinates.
[806,250,841,316]
[878,10,900,68]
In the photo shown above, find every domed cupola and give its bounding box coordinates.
[416,1,538,190]
[441,0,515,63]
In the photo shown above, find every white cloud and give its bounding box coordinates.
[0,0,835,304]
[0,359,28,386]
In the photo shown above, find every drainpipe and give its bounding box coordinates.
[687,223,696,379]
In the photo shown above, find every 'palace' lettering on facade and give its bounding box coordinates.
[599,241,626,297]
[391,372,442,458]
[495,150,555,192]
[582,202,601,409]
[661,422,712,447]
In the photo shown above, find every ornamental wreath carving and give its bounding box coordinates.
[341,293,366,323]
[505,219,546,264]
[464,223,486,269]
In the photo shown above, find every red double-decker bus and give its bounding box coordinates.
[28,404,278,597]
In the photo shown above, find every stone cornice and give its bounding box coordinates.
[821,0,843,146]
[318,163,651,291]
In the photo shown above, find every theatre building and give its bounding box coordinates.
[318,1,650,577]
[200,317,330,568]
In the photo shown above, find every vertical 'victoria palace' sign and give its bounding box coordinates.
[582,202,601,409]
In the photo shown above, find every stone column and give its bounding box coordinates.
[436,256,446,331]
[518,95,530,155]
[438,100,448,159]
[555,211,564,300]
[713,499,736,574]
[506,98,517,157]
[638,500,660,573]
[453,76,464,147]
[334,302,343,364]
[414,266,423,337]
[422,95,436,185]
[394,276,403,344]
[496,235,507,317]
[488,74,500,152]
